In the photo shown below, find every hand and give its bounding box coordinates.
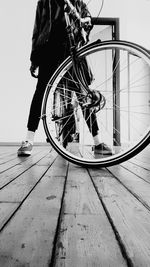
[30,64,39,78]
[80,17,92,30]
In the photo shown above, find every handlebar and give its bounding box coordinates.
[64,0,98,26]
[64,0,93,35]
[64,0,93,46]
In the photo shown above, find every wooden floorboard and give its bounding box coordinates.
[53,164,127,267]
[0,144,149,266]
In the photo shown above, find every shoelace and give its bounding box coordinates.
[21,141,30,148]
[101,143,109,149]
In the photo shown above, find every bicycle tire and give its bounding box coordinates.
[42,40,150,167]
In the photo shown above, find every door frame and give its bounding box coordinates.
[92,17,121,145]
[92,17,120,40]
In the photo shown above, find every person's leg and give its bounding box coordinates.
[18,43,68,156]
[27,42,69,134]
[65,61,113,155]
[82,108,99,137]
[67,75,101,145]
[17,67,52,156]
[81,108,113,154]
[27,69,50,133]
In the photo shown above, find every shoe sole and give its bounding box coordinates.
[17,151,32,156]
[94,150,113,155]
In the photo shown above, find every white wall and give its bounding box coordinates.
[0,0,45,143]
[0,0,150,142]
[87,0,150,48]
[99,0,150,48]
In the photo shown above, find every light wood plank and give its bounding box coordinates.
[0,144,149,267]
[130,157,150,171]
[88,167,114,178]
[107,165,150,209]
[0,146,18,154]
[0,150,58,230]
[0,165,51,203]
[0,156,68,267]
[91,175,150,266]
[0,149,53,188]
[121,161,150,183]
[135,145,150,158]
[54,164,127,267]
[0,203,19,229]
[0,146,43,165]
[55,214,127,267]
[0,145,42,164]
[0,147,51,173]
[0,153,16,163]
[64,164,103,214]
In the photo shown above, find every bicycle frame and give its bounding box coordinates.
[64,0,93,96]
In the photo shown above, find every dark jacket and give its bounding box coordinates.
[30,0,91,66]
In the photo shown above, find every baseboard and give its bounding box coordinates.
[0,142,49,146]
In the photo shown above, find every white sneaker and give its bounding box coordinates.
[17,141,33,156]
[94,143,113,155]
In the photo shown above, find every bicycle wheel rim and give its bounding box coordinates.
[42,40,150,167]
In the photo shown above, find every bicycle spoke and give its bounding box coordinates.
[42,40,150,167]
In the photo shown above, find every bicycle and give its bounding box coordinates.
[41,0,150,167]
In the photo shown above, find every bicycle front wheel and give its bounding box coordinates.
[42,40,150,167]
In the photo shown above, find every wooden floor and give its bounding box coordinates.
[0,144,150,267]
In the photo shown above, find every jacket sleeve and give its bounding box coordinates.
[30,0,43,65]
[78,0,92,42]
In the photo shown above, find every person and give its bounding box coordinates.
[17,0,113,156]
